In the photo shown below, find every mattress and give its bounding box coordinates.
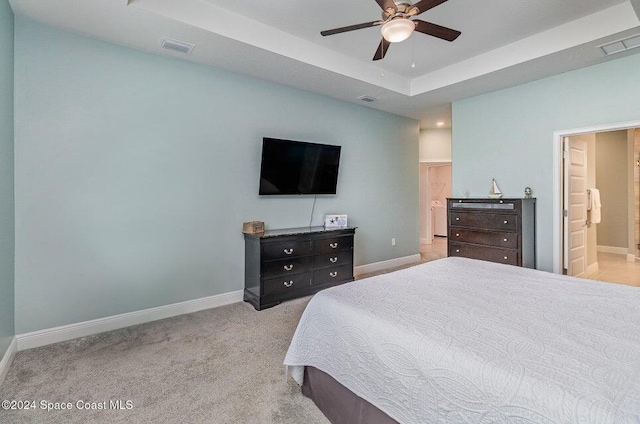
[284,257,640,423]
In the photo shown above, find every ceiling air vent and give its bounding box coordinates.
[357,95,379,103]
[599,34,640,56]
[160,37,195,54]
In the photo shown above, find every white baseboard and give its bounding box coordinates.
[0,337,17,387]
[628,254,638,262]
[354,254,422,277]
[597,245,628,255]
[16,290,244,351]
[585,262,599,275]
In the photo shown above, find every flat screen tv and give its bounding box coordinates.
[259,138,341,195]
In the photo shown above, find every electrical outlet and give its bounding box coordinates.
[391,238,396,246]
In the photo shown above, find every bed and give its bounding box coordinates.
[284,257,640,424]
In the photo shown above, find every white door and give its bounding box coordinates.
[564,136,588,276]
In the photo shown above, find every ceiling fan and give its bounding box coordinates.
[321,0,461,61]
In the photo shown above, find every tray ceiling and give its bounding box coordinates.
[9,0,640,127]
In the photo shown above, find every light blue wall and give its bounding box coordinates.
[452,52,640,271]
[14,18,419,333]
[0,0,14,357]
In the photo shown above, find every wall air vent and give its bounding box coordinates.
[160,37,195,54]
[599,34,640,56]
[357,95,379,103]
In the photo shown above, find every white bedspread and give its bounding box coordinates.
[284,257,640,424]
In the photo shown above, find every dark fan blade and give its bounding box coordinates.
[373,38,391,61]
[411,0,449,15]
[321,21,380,36]
[374,0,397,12]
[414,20,461,41]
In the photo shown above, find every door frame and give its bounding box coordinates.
[552,119,640,273]
[419,161,452,245]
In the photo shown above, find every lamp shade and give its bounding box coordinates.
[381,18,415,43]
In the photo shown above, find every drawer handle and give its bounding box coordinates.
[330,242,338,249]
[284,264,294,271]
[503,238,508,242]
[283,280,293,287]
[503,256,508,260]
[503,220,508,224]
[455,217,460,221]
[283,248,294,255]
[455,249,460,253]
[455,233,460,237]
[330,271,338,278]
[330,257,338,263]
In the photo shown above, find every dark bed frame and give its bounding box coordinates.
[302,367,398,424]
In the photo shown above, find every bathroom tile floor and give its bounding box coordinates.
[584,252,640,287]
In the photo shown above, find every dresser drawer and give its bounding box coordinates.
[262,256,311,279]
[313,236,353,255]
[312,264,353,286]
[262,241,312,261]
[449,212,517,231]
[313,250,353,270]
[449,242,518,266]
[448,228,518,249]
[262,272,311,297]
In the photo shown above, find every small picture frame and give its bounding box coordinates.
[324,214,348,229]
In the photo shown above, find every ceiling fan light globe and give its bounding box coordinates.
[381,19,415,43]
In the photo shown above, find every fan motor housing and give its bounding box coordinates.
[382,2,413,20]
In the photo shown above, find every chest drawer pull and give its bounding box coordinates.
[503,220,508,224]
[329,271,338,277]
[329,257,338,263]
[283,280,293,287]
[456,217,460,221]
[455,249,460,253]
[284,264,294,271]
[283,248,294,255]
[455,233,460,237]
[329,242,338,249]
[503,256,508,260]
[503,238,508,242]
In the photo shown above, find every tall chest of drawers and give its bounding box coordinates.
[447,198,536,268]
[244,226,356,310]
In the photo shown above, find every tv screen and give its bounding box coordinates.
[259,138,341,195]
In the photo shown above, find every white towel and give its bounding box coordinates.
[588,188,601,224]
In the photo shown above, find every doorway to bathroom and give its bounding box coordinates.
[419,162,451,260]
[560,127,640,287]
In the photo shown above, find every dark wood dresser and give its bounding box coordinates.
[447,198,536,268]
[244,226,356,310]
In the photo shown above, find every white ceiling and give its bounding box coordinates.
[8,0,640,128]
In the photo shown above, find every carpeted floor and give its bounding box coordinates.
[0,297,329,424]
[0,244,447,424]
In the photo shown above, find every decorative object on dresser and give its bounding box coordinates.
[244,226,356,310]
[242,221,265,235]
[324,214,348,228]
[488,178,503,199]
[447,198,536,268]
